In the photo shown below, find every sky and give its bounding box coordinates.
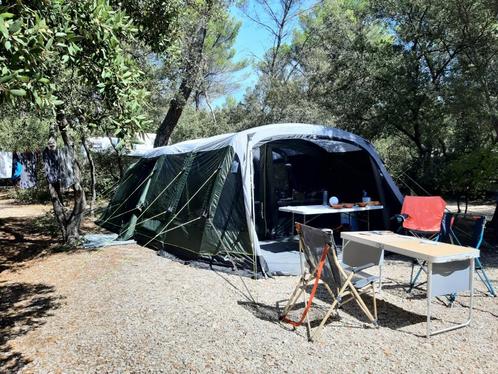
[213,2,313,107]
[212,6,269,107]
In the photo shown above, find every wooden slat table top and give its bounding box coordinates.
[341,231,479,263]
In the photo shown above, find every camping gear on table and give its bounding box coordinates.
[279,223,378,341]
[322,190,328,206]
[98,124,403,275]
[329,196,339,206]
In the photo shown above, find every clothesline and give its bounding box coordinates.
[0,148,76,190]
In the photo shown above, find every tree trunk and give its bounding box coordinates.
[81,135,96,217]
[154,0,213,147]
[490,193,498,228]
[48,181,67,239]
[46,113,87,246]
[154,80,192,147]
[108,135,124,178]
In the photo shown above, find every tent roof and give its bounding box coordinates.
[130,124,372,158]
[128,124,402,205]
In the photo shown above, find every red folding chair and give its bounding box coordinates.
[394,196,447,292]
[398,196,446,238]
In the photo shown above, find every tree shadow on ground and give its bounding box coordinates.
[0,216,60,273]
[0,281,62,372]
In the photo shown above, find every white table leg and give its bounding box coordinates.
[378,255,383,293]
[469,258,474,324]
[426,258,474,338]
[427,262,432,338]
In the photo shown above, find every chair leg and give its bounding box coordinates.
[371,283,377,321]
[408,260,418,292]
[309,276,355,341]
[475,258,496,297]
[409,260,425,293]
[349,284,377,325]
[476,268,496,297]
[280,274,311,318]
[309,298,339,342]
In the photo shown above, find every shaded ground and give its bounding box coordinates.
[0,282,62,372]
[0,216,58,274]
[0,194,497,373]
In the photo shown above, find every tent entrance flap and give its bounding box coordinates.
[253,138,390,241]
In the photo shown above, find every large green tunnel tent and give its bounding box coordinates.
[98,124,403,275]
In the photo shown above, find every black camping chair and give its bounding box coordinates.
[441,214,496,297]
[279,223,378,341]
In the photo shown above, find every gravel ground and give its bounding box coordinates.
[446,202,496,221]
[1,201,498,373]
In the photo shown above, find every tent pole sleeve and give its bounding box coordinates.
[246,134,260,278]
[198,148,234,252]
[118,176,153,240]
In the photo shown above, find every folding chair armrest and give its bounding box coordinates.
[351,263,376,273]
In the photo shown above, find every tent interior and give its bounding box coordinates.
[253,138,399,274]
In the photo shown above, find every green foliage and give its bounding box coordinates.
[226,0,498,199]
[171,105,242,143]
[442,147,498,199]
[200,11,249,100]
[111,0,183,56]
[90,150,131,197]
[0,1,73,107]
[58,0,152,141]
[0,112,50,151]
[0,0,160,142]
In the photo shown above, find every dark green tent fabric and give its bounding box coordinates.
[98,146,253,265]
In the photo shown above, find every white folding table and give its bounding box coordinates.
[278,204,384,232]
[341,231,479,337]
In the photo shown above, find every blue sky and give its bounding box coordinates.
[212,6,268,107]
[213,2,313,107]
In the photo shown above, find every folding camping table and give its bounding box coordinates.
[278,204,384,233]
[340,231,479,337]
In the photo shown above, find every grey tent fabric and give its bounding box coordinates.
[0,151,12,179]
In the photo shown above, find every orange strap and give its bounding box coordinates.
[280,244,330,327]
